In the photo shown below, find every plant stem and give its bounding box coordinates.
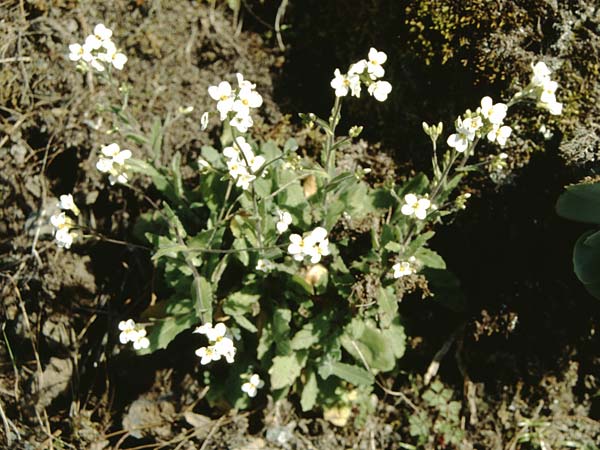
[320,96,342,226]
[231,131,264,253]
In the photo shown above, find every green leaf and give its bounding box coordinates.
[191,276,213,323]
[398,173,430,197]
[273,308,292,354]
[381,318,406,359]
[152,243,188,261]
[415,247,446,269]
[341,181,375,220]
[150,117,163,162]
[260,140,283,160]
[324,199,346,230]
[162,202,187,238]
[341,319,396,372]
[269,353,307,390]
[284,138,299,153]
[377,286,398,328]
[557,182,600,224]
[223,291,260,332]
[328,361,374,386]
[290,325,319,350]
[300,370,318,412]
[406,231,435,255]
[170,152,184,198]
[140,313,196,354]
[573,230,600,299]
[127,158,169,192]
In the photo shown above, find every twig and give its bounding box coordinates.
[423,322,464,385]
[199,415,225,450]
[0,399,20,446]
[0,56,31,63]
[455,329,478,425]
[274,0,289,51]
[349,340,418,411]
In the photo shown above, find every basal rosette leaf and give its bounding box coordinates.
[573,230,600,300]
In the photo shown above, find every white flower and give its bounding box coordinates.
[240,149,265,174]
[348,59,367,76]
[241,374,264,398]
[195,346,221,365]
[226,157,249,180]
[132,335,150,350]
[201,112,210,130]
[401,193,431,220]
[288,234,307,261]
[366,48,387,80]
[230,112,253,133]
[99,41,127,70]
[531,61,552,87]
[330,69,361,98]
[118,319,149,350]
[288,227,330,263]
[538,82,562,115]
[487,124,512,146]
[194,322,236,365]
[447,117,476,153]
[392,256,417,279]
[193,322,214,336]
[539,79,558,104]
[256,258,275,272]
[237,86,263,110]
[305,239,330,264]
[208,81,235,120]
[93,23,113,42]
[54,228,75,249]
[118,319,136,344]
[367,80,392,102]
[50,212,68,229]
[236,73,256,90]
[96,143,131,185]
[275,209,292,234]
[50,212,76,248]
[84,34,103,51]
[539,124,553,140]
[205,322,227,342]
[213,336,236,363]
[68,43,89,62]
[223,138,263,188]
[479,96,507,125]
[58,194,80,215]
[545,99,563,115]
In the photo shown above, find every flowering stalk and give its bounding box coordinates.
[232,131,265,253]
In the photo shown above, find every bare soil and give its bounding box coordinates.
[0,1,599,449]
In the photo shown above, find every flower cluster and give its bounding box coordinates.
[447,96,512,152]
[118,319,150,350]
[401,193,432,220]
[208,74,263,133]
[68,23,127,72]
[96,143,132,185]
[529,62,563,115]
[241,373,265,398]
[275,209,292,234]
[392,256,417,279]
[256,258,275,273]
[50,194,80,249]
[193,322,236,365]
[223,137,265,190]
[330,48,392,102]
[288,227,331,264]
